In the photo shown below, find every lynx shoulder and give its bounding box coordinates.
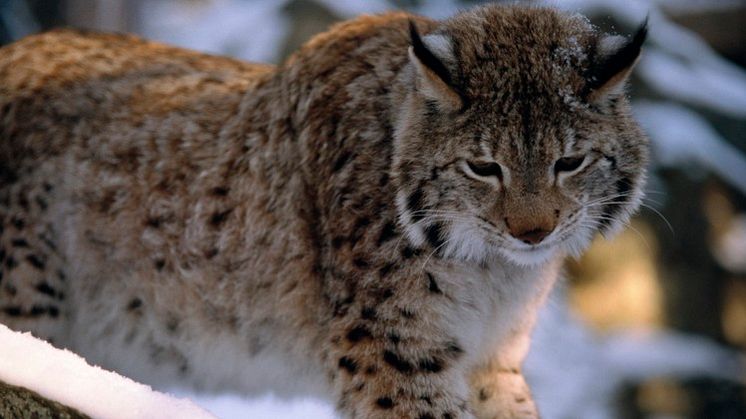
[0,5,647,418]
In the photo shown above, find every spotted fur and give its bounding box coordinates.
[0,4,647,418]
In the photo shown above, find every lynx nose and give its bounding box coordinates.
[505,218,555,245]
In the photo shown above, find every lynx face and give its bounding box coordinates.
[394,7,649,266]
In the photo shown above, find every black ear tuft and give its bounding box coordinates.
[586,19,648,93]
[409,20,454,87]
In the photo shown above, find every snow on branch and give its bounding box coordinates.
[0,324,214,419]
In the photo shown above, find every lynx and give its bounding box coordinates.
[0,4,648,418]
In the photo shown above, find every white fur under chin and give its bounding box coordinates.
[500,245,559,267]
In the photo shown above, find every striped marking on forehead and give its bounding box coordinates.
[561,126,578,155]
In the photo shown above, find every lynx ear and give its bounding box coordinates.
[586,20,648,103]
[408,21,463,111]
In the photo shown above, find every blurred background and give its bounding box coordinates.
[2,0,745,418]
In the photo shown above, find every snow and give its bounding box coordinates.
[139,0,290,63]
[634,100,746,195]
[526,292,745,419]
[177,392,337,419]
[0,324,214,419]
[638,51,746,119]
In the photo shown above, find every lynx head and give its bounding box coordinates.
[392,5,649,267]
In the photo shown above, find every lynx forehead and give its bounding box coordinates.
[0,4,647,418]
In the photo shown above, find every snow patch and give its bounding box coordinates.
[0,324,214,419]
[634,100,746,195]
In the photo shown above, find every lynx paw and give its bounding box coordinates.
[471,370,538,419]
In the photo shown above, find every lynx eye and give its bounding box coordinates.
[466,160,503,180]
[554,155,585,174]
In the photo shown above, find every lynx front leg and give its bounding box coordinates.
[326,323,475,418]
[468,331,538,419]
[322,286,476,418]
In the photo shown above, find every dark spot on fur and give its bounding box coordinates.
[18,194,29,211]
[418,358,444,373]
[0,247,4,262]
[401,246,421,259]
[11,217,24,230]
[5,256,18,269]
[387,332,401,344]
[48,306,59,317]
[332,151,353,172]
[361,307,376,320]
[383,350,414,373]
[377,222,397,246]
[3,306,21,316]
[354,382,365,392]
[211,186,229,196]
[479,387,491,402]
[127,298,142,311]
[407,188,425,221]
[29,305,46,316]
[446,342,464,357]
[11,238,29,247]
[379,262,395,277]
[35,282,57,298]
[352,257,369,268]
[166,318,179,332]
[424,222,445,250]
[155,259,165,271]
[375,397,394,409]
[38,233,57,251]
[25,254,45,270]
[379,288,394,300]
[205,248,219,259]
[418,414,435,419]
[333,295,354,317]
[420,395,432,405]
[443,413,454,419]
[331,236,345,249]
[338,356,358,374]
[35,196,48,211]
[354,217,371,230]
[347,325,372,343]
[399,308,415,319]
[365,365,377,375]
[209,209,232,227]
[146,217,161,228]
[426,273,442,294]
[56,270,66,281]
[43,183,52,192]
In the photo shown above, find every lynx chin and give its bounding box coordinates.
[0,4,648,418]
